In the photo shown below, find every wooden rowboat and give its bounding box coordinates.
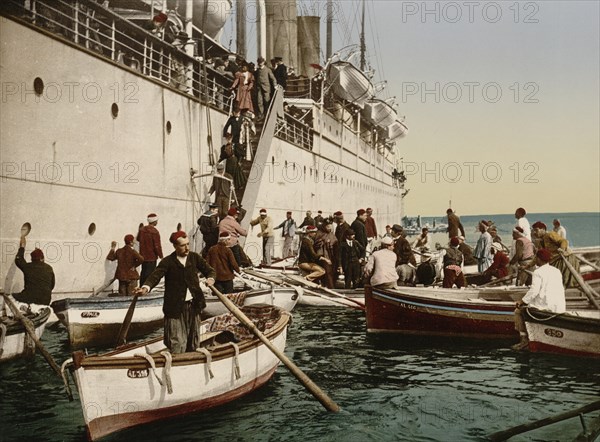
[51,293,164,348]
[523,307,600,358]
[365,285,596,339]
[64,305,291,441]
[0,306,51,361]
[203,286,302,317]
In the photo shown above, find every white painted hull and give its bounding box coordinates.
[524,309,600,358]
[69,311,290,440]
[203,287,301,317]
[0,307,51,361]
[51,293,164,348]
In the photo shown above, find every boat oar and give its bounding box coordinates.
[92,278,115,297]
[558,251,600,309]
[479,273,515,288]
[208,284,340,412]
[573,253,600,272]
[1,293,73,400]
[284,274,366,310]
[488,399,600,442]
[115,293,139,347]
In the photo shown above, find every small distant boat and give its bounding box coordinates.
[51,293,164,348]
[65,306,291,441]
[203,287,302,317]
[0,306,51,362]
[523,308,600,358]
[365,285,596,339]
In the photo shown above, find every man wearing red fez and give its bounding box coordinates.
[350,209,368,259]
[106,234,144,296]
[13,235,55,305]
[206,232,239,294]
[137,232,216,353]
[512,248,566,351]
[274,210,297,258]
[137,213,163,285]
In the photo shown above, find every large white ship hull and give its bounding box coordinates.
[0,16,402,297]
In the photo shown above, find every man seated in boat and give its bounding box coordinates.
[106,234,144,296]
[298,226,330,283]
[457,235,477,266]
[531,221,580,288]
[391,224,417,286]
[442,237,466,289]
[509,227,535,286]
[364,236,397,290]
[412,227,431,253]
[13,235,55,306]
[512,248,566,351]
[137,231,216,353]
[206,232,239,295]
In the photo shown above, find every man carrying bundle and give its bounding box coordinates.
[137,231,216,353]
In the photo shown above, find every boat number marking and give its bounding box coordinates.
[127,369,149,378]
[399,302,417,310]
[544,328,564,339]
[81,311,100,318]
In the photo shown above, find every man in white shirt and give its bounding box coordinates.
[364,236,398,289]
[512,248,566,350]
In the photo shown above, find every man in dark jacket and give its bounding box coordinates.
[446,208,465,239]
[273,56,288,89]
[206,232,239,294]
[13,235,55,305]
[106,234,144,295]
[350,209,368,258]
[339,229,364,289]
[138,231,216,353]
[333,211,350,243]
[298,226,329,282]
[198,203,220,257]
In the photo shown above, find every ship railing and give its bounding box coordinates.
[1,0,234,109]
[274,115,313,151]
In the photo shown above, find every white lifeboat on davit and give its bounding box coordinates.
[325,61,374,108]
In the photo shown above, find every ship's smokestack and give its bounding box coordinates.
[296,16,320,77]
[265,0,297,70]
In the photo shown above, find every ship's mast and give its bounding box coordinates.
[326,0,333,60]
[360,0,366,71]
[236,0,246,58]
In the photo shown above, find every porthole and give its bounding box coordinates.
[33,77,44,95]
[88,223,96,236]
[285,160,288,168]
[166,121,172,134]
[21,222,32,237]
[111,103,119,118]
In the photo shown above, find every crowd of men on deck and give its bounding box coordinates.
[7,205,580,354]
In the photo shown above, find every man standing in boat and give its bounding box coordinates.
[365,208,378,243]
[446,208,465,239]
[474,220,493,273]
[512,248,566,351]
[13,235,55,305]
[531,221,580,288]
[137,213,163,285]
[351,209,369,258]
[106,234,144,296]
[249,209,275,266]
[442,237,466,289]
[509,227,535,285]
[391,224,417,285]
[137,231,216,353]
[274,211,296,258]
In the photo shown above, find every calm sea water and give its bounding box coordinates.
[1,212,599,442]
[407,212,600,248]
